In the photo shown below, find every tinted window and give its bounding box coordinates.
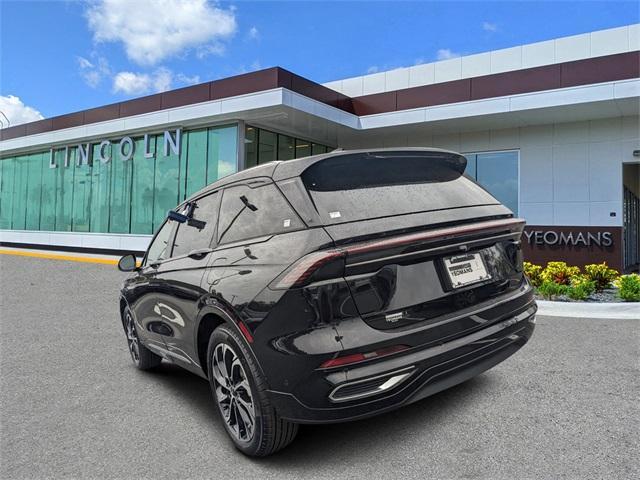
[172,192,219,257]
[218,183,303,244]
[145,220,175,265]
[300,152,498,224]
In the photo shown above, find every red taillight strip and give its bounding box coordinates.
[319,345,410,369]
[343,218,525,256]
[273,250,345,289]
[272,218,524,290]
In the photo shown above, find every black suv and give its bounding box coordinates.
[118,148,536,456]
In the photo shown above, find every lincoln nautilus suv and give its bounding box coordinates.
[117,148,536,456]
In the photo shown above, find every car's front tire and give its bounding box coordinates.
[122,306,162,370]
[207,324,298,456]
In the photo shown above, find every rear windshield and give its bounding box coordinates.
[300,152,499,224]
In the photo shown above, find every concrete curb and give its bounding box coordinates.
[536,300,640,319]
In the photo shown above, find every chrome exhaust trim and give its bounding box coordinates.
[328,366,415,403]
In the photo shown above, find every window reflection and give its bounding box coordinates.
[464,151,519,215]
[0,123,239,236]
[243,125,331,167]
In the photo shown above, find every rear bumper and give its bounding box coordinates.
[267,302,536,424]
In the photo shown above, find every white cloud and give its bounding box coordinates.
[248,26,259,40]
[0,95,44,127]
[112,68,200,95]
[153,67,173,92]
[482,21,498,32]
[436,49,461,60]
[86,0,237,66]
[196,43,226,59]
[176,73,201,85]
[77,55,111,88]
[367,66,379,74]
[113,72,154,95]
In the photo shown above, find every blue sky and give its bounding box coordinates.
[1,0,638,125]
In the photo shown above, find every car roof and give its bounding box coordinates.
[184,147,464,203]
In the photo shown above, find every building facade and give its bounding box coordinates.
[1,24,639,271]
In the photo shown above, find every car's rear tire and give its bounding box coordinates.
[123,306,162,370]
[207,324,298,457]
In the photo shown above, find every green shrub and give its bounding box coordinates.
[523,261,543,287]
[567,275,596,300]
[583,262,619,292]
[615,274,640,302]
[541,262,580,285]
[537,280,570,300]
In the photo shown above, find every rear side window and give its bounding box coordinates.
[218,183,303,244]
[172,192,219,257]
[300,152,498,224]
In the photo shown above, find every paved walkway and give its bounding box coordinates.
[537,299,640,319]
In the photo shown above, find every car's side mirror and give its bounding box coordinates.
[168,209,188,223]
[118,254,138,272]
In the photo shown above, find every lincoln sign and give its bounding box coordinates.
[48,128,181,168]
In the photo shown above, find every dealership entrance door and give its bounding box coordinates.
[623,163,640,272]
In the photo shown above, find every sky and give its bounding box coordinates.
[1,0,638,126]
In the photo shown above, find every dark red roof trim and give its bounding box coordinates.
[1,51,638,142]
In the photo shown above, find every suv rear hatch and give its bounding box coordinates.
[278,149,526,333]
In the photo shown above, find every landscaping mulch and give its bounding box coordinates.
[534,288,621,303]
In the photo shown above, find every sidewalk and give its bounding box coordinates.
[0,246,121,265]
[537,300,640,319]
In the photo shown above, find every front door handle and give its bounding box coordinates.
[188,248,213,260]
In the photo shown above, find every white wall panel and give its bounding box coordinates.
[553,121,589,144]
[461,52,491,78]
[588,141,622,201]
[555,33,591,63]
[553,143,589,202]
[385,69,410,91]
[590,201,622,226]
[520,203,553,225]
[408,63,435,87]
[362,72,386,95]
[590,26,629,57]
[522,40,556,68]
[490,47,522,73]
[520,146,553,203]
[553,202,590,225]
[434,58,462,83]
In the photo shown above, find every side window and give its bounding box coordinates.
[145,220,176,266]
[218,183,304,244]
[172,192,220,258]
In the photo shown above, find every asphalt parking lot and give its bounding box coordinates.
[1,254,638,480]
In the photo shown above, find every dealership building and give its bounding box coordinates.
[1,24,639,271]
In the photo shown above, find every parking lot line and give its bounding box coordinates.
[0,248,119,265]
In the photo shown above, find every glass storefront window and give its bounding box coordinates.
[258,130,277,164]
[0,123,239,236]
[464,151,519,215]
[244,127,258,169]
[244,126,332,167]
[311,143,328,155]
[295,139,311,158]
[208,125,238,183]
[277,134,295,160]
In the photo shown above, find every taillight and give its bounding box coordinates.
[271,218,524,290]
[318,345,409,369]
[270,250,346,289]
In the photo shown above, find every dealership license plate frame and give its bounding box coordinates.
[442,253,491,289]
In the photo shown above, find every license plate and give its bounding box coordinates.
[443,253,491,288]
